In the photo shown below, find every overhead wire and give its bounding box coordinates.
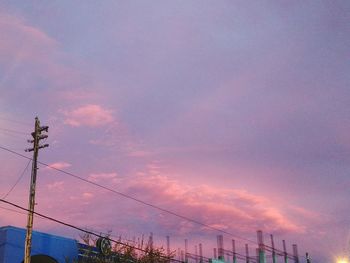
[0,205,28,215]
[0,127,30,135]
[0,116,32,126]
[2,159,31,199]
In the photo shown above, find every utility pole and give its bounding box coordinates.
[24,117,49,263]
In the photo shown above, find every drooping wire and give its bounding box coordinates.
[0,116,32,126]
[0,205,28,215]
[2,159,31,199]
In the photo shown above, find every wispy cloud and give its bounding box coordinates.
[82,192,94,199]
[88,172,118,183]
[288,205,321,221]
[47,181,64,191]
[73,167,307,236]
[0,13,58,63]
[123,173,305,235]
[47,162,72,170]
[127,150,152,157]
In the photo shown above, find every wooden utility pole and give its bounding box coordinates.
[24,117,49,263]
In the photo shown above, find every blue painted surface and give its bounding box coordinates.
[0,226,78,263]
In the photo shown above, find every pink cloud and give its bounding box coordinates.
[288,205,321,221]
[88,172,118,183]
[58,169,307,240]
[120,172,306,235]
[62,104,115,127]
[0,12,108,114]
[127,150,152,157]
[0,13,58,63]
[47,181,65,191]
[47,162,72,170]
[0,13,73,87]
[82,192,94,199]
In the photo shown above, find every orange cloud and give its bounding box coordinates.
[62,104,114,127]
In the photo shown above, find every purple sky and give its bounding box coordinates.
[0,1,349,262]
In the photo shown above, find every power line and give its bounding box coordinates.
[0,144,258,246]
[0,130,27,139]
[0,198,182,263]
[2,159,31,199]
[0,127,29,135]
[0,116,32,126]
[0,205,28,215]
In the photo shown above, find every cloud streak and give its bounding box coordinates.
[47,162,72,170]
[123,173,305,235]
[53,165,310,237]
[88,172,118,183]
[62,104,115,127]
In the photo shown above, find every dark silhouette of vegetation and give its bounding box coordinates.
[68,233,174,263]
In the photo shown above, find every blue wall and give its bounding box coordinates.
[0,226,78,263]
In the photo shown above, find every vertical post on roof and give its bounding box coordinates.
[257,230,266,263]
[293,244,299,263]
[232,239,237,263]
[283,240,288,263]
[271,234,277,263]
[245,244,250,263]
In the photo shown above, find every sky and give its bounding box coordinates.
[0,1,349,262]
